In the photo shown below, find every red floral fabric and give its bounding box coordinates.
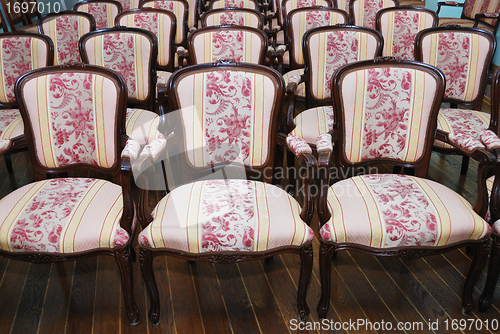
[52,15,83,65]
[316,133,332,152]
[218,12,245,25]
[287,134,313,156]
[363,0,386,29]
[1,37,34,103]
[390,11,422,60]
[86,3,113,29]
[480,130,500,150]
[438,108,489,152]
[211,30,245,62]
[0,109,22,143]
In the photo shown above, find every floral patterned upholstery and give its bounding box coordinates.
[174,69,277,168]
[138,179,314,252]
[282,0,327,26]
[462,0,500,26]
[190,29,265,64]
[287,134,313,155]
[418,30,492,103]
[377,8,437,60]
[0,178,131,253]
[39,13,94,65]
[140,0,188,45]
[75,2,122,29]
[316,133,332,152]
[203,9,262,28]
[210,0,259,10]
[350,0,398,29]
[319,174,491,247]
[116,0,140,10]
[0,109,23,154]
[290,106,333,144]
[340,66,437,163]
[19,72,119,168]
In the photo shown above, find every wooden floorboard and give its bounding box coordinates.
[3,140,500,333]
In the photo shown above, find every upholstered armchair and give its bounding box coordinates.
[375,6,438,60]
[0,63,139,324]
[133,61,316,325]
[315,57,494,318]
[0,31,54,173]
[415,26,497,175]
[38,11,96,65]
[74,0,123,30]
[437,0,500,35]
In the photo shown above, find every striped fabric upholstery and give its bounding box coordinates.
[175,69,276,168]
[351,0,398,29]
[288,9,347,67]
[126,108,160,145]
[138,179,314,252]
[341,66,436,163]
[435,109,490,150]
[19,72,118,168]
[116,0,140,10]
[117,11,175,69]
[290,106,333,144]
[190,30,263,63]
[0,178,131,253]
[282,0,328,26]
[203,10,261,28]
[76,2,121,29]
[141,0,188,45]
[418,31,491,103]
[463,0,500,26]
[320,174,491,247]
[378,10,437,60]
[0,109,23,154]
[211,0,259,10]
[283,69,305,97]
[39,14,93,65]
[0,36,51,104]
[438,18,494,34]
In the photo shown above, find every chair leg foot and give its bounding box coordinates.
[115,246,140,325]
[4,154,13,173]
[479,236,500,313]
[317,243,336,319]
[462,239,489,314]
[460,155,470,175]
[140,248,161,325]
[298,244,313,322]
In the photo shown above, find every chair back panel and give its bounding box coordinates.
[116,9,176,70]
[39,13,95,65]
[170,66,282,169]
[282,0,331,26]
[17,71,121,169]
[75,1,122,29]
[349,0,398,29]
[140,0,188,45]
[189,27,267,64]
[416,28,495,104]
[116,0,141,10]
[202,8,263,29]
[336,63,442,165]
[80,30,155,103]
[304,26,382,102]
[0,34,53,104]
[377,8,438,60]
[288,8,348,67]
[210,0,259,10]
[463,0,500,26]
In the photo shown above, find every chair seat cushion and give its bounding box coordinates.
[126,108,160,145]
[320,174,491,248]
[0,178,131,253]
[434,108,490,150]
[0,109,24,154]
[139,179,315,252]
[290,106,334,145]
[283,69,305,98]
[438,18,494,34]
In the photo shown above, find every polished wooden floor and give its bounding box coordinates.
[1,134,500,333]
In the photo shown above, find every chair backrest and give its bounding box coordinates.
[140,0,189,46]
[281,0,333,27]
[116,0,141,10]
[303,25,382,107]
[209,0,259,11]
[167,61,284,179]
[463,0,500,27]
[349,0,398,29]
[38,11,96,65]
[201,8,264,29]
[0,32,54,107]
[115,8,177,72]
[188,25,268,64]
[186,0,200,28]
[15,63,127,175]
[376,6,438,60]
[74,0,123,30]
[79,27,158,109]
[286,7,348,69]
[332,58,445,177]
[415,26,496,110]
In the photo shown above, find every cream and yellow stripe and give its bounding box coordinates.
[349,70,367,163]
[0,117,22,140]
[244,31,252,62]
[94,35,104,67]
[173,3,182,44]
[0,181,49,250]
[92,74,109,167]
[403,69,425,162]
[48,19,59,64]
[385,12,395,56]
[186,181,205,252]
[157,14,167,66]
[288,194,308,246]
[249,73,265,166]
[204,32,213,62]
[133,34,145,100]
[193,73,206,167]
[463,33,479,102]
[316,32,327,99]
[106,4,113,28]
[253,182,270,251]
[297,12,307,65]
[37,75,57,168]
[326,186,347,243]
[354,177,385,248]
[0,39,7,103]
[100,196,124,248]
